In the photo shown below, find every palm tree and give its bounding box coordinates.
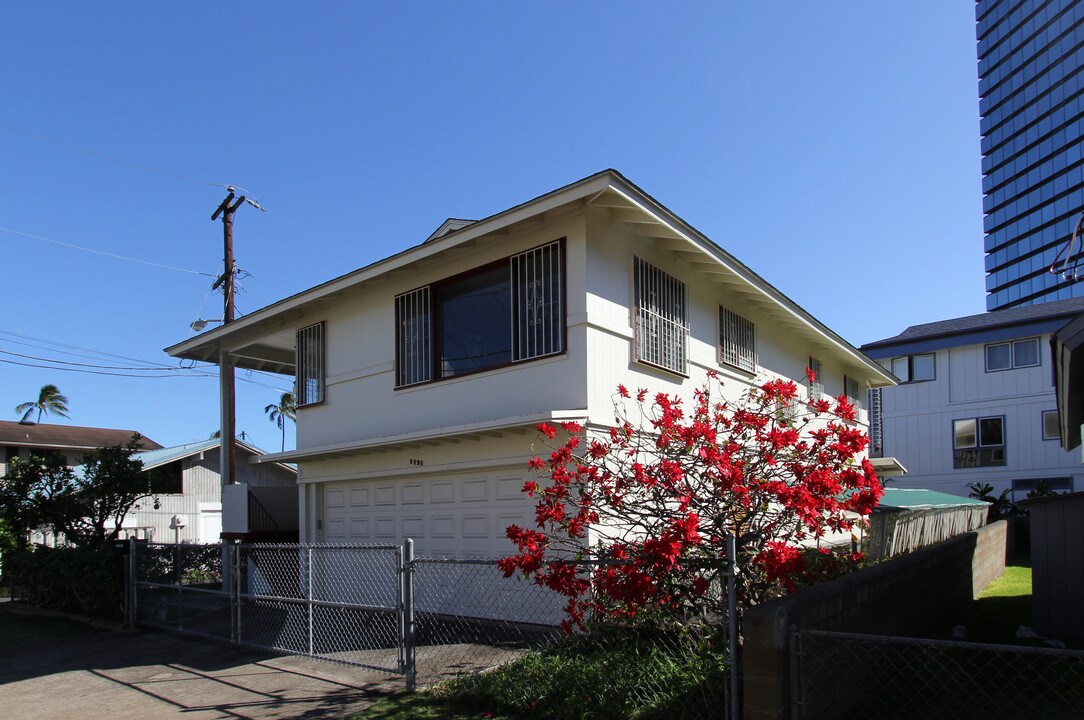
[264,392,296,452]
[15,384,70,424]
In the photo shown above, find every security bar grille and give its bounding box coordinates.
[634,258,688,374]
[395,287,432,387]
[512,241,563,361]
[296,322,325,405]
[720,307,757,372]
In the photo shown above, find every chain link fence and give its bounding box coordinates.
[129,539,738,719]
[792,628,1084,720]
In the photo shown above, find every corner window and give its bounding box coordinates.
[985,338,1040,372]
[1042,409,1060,441]
[634,258,688,375]
[720,307,757,373]
[296,322,325,406]
[891,353,935,382]
[395,240,564,388]
[953,416,1006,468]
[843,375,862,410]
[808,356,824,398]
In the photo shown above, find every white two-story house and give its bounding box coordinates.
[862,297,1084,500]
[166,170,894,556]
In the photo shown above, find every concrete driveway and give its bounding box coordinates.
[0,608,402,719]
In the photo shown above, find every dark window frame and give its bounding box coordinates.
[985,337,1041,372]
[1042,409,1060,441]
[953,415,1007,468]
[891,352,936,383]
[394,239,567,389]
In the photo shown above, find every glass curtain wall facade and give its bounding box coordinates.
[978,0,1084,310]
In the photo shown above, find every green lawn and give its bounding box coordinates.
[966,554,1035,645]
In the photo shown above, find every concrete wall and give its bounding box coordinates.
[742,520,1008,720]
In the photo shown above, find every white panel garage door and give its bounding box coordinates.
[321,471,536,557]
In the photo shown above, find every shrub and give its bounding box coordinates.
[5,545,123,618]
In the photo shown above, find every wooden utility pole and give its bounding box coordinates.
[212,188,247,486]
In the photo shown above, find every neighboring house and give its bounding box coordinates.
[0,420,161,477]
[118,439,298,543]
[862,297,1084,500]
[167,169,895,556]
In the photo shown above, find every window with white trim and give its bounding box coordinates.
[1042,409,1060,441]
[867,388,883,457]
[808,356,824,398]
[843,375,862,410]
[634,258,688,374]
[395,240,564,387]
[890,352,935,382]
[296,322,325,406]
[953,416,1006,468]
[985,338,1040,372]
[720,307,757,373]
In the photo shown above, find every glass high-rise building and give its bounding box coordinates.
[978,0,1084,310]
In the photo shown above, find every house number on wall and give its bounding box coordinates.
[409,458,424,466]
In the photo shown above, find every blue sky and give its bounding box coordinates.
[1,2,983,453]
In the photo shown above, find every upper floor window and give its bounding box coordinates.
[720,307,757,373]
[634,258,688,375]
[890,353,935,382]
[953,416,1005,468]
[843,375,863,410]
[296,322,325,406]
[395,240,564,388]
[808,356,824,398]
[1042,409,1060,441]
[985,338,1040,372]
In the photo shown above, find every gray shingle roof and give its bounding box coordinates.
[863,296,1084,350]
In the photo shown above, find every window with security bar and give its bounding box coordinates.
[296,322,325,406]
[395,240,564,387]
[867,388,883,457]
[843,375,862,410]
[808,356,824,398]
[634,258,688,374]
[719,307,756,373]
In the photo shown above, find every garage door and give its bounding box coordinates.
[321,471,536,557]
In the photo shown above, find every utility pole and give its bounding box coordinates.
[212,188,248,486]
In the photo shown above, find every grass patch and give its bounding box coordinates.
[0,607,101,646]
[349,629,728,720]
[966,554,1032,645]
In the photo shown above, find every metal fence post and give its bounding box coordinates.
[174,541,182,631]
[790,625,802,720]
[307,546,314,656]
[231,542,242,645]
[727,533,740,720]
[127,536,137,630]
[400,538,416,691]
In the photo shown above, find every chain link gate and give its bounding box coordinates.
[129,539,410,677]
[129,536,741,718]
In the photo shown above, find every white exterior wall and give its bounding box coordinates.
[281,207,877,555]
[877,335,1083,499]
[294,214,589,451]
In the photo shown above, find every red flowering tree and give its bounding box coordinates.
[497,371,881,632]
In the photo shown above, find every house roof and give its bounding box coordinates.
[135,438,297,474]
[863,296,1084,358]
[166,169,894,387]
[0,421,162,453]
[876,487,989,510]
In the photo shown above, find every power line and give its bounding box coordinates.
[0,226,217,277]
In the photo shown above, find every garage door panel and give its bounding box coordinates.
[322,473,535,555]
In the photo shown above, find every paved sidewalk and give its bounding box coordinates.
[0,610,402,719]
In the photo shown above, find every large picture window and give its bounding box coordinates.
[296,322,325,406]
[720,307,757,373]
[633,258,688,374]
[395,240,564,387]
[953,416,1006,468]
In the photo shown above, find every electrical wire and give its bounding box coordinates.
[0,226,216,277]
